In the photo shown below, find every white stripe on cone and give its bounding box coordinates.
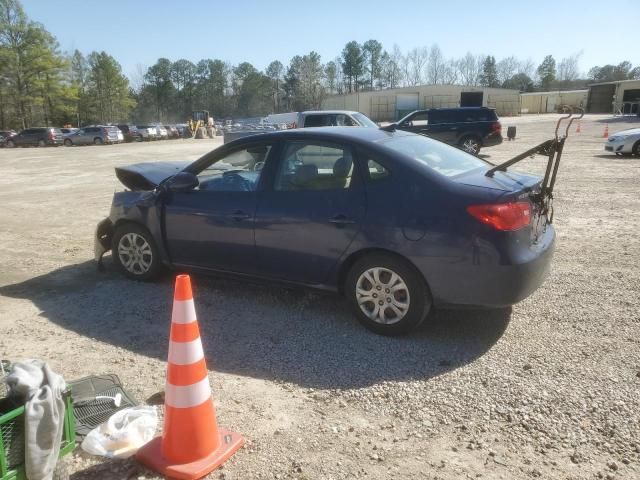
[168,339,204,365]
[171,299,197,324]
[165,376,212,408]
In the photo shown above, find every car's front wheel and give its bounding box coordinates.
[94,137,103,145]
[633,141,640,156]
[345,254,431,335]
[112,224,162,281]
[459,136,481,155]
[64,139,72,146]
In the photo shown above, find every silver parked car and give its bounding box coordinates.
[136,125,158,141]
[604,128,640,156]
[154,125,168,140]
[63,126,121,146]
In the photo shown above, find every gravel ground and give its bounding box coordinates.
[0,115,639,480]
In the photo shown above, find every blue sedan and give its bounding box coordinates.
[95,127,555,335]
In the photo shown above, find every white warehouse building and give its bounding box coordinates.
[321,84,521,122]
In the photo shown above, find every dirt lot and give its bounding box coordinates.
[1,115,639,480]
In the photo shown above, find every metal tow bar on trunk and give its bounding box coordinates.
[485,106,584,223]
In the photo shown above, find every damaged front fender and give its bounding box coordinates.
[94,189,168,271]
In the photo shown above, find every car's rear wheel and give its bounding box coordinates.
[112,224,162,281]
[459,136,481,155]
[345,254,431,335]
[94,137,103,145]
[64,139,72,146]
[633,141,640,156]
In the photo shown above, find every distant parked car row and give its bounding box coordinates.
[1,123,191,147]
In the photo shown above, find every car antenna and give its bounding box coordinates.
[379,123,396,132]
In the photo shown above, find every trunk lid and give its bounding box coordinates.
[454,168,541,193]
[115,161,190,190]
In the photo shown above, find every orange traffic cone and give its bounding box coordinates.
[136,275,244,480]
[603,124,609,138]
[576,121,581,134]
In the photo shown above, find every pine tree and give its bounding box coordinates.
[479,56,499,87]
[537,55,556,90]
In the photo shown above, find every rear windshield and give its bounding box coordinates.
[382,135,488,177]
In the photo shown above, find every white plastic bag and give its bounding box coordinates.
[81,406,158,458]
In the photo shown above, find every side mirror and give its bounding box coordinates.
[167,172,199,192]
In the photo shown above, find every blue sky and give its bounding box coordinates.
[21,0,639,79]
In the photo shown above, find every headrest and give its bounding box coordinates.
[333,156,353,178]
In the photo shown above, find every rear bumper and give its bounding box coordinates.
[426,226,555,308]
[483,133,503,147]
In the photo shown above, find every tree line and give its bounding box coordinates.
[2,0,640,129]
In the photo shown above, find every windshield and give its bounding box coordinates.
[353,112,377,128]
[382,134,488,177]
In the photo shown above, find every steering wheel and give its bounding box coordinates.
[221,171,252,191]
[253,161,264,171]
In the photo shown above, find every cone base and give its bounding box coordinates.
[136,428,244,480]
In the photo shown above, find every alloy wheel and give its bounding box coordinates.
[117,232,153,275]
[462,138,480,154]
[355,267,410,325]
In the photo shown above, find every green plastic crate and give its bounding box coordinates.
[0,385,76,480]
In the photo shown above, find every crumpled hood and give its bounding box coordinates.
[115,161,190,190]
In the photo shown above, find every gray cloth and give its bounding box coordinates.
[5,360,66,480]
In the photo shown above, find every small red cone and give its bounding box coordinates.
[136,275,244,480]
[576,121,581,134]
[603,124,609,138]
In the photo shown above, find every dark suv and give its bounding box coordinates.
[395,107,502,155]
[4,127,63,147]
[117,124,142,142]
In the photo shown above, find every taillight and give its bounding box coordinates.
[491,121,502,133]
[48,130,54,139]
[102,128,108,135]
[467,202,531,231]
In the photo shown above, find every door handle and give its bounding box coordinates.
[230,210,250,220]
[329,214,355,225]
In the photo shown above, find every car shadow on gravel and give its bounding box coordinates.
[0,261,511,389]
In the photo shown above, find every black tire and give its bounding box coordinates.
[6,139,15,148]
[64,139,72,147]
[458,136,481,155]
[111,223,162,281]
[345,253,431,335]
[633,141,640,156]
[94,137,103,145]
[52,458,69,480]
